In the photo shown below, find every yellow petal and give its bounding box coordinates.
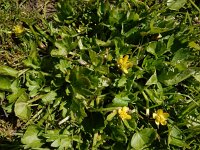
[125,114,131,120]
[155,119,160,126]
[124,55,129,63]
[157,109,164,115]
[162,113,169,118]
[122,107,129,112]
[13,25,24,34]
[153,109,169,126]
[122,67,128,74]
[118,107,131,120]
[118,58,123,65]
[153,113,157,119]
[118,108,122,114]
[117,55,133,74]
[160,120,167,125]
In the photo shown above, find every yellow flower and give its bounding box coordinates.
[13,24,24,34]
[118,107,131,120]
[117,55,133,74]
[153,109,169,126]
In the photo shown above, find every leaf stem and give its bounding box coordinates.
[25,108,43,126]
[28,95,43,104]
[89,107,120,112]
[189,0,200,13]
[142,91,149,116]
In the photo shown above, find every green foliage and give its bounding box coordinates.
[14,91,31,120]
[1,0,200,149]
[21,125,44,149]
[0,76,12,91]
[0,65,18,77]
[167,0,187,10]
[131,128,157,149]
[168,125,190,148]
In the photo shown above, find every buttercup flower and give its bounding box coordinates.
[117,55,133,74]
[118,106,131,120]
[13,24,24,34]
[153,109,169,126]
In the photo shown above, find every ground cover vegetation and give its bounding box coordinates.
[0,0,200,149]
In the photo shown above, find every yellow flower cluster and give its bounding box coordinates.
[153,109,169,126]
[118,107,131,120]
[117,55,133,74]
[109,107,169,127]
[13,24,24,34]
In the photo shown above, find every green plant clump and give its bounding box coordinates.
[1,0,200,149]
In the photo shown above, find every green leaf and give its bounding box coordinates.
[124,27,138,38]
[23,59,40,69]
[26,71,45,97]
[150,20,170,34]
[44,129,60,142]
[0,92,5,100]
[118,76,127,87]
[188,41,200,50]
[167,0,187,10]
[0,76,12,91]
[106,110,117,121]
[97,1,108,17]
[23,41,41,69]
[110,125,127,142]
[51,49,67,58]
[56,0,76,22]
[51,38,77,58]
[14,92,31,120]
[89,49,102,66]
[42,91,57,104]
[142,57,165,71]
[51,139,60,147]
[55,59,71,73]
[95,65,109,74]
[21,125,43,149]
[44,129,72,149]
[0,65,18,77]
[59,137,73,149]
[96,39,112,47]
[51,40,69,57]
[70,99,87,123]
[171,48,192,71]
[179,99,200,118]
[159,68,195,86]
[167,34,175,50]
[112,92,130,107]
[7,88,25,103]
[129,12,139,21]
[146,70,158,85]
[10,79,20,93]
[193,72,200,82]
[98,76,110,87]
[70,68,93,96]
[123,120,136,131]
[145,88,163,105]
[146,42,157,57]
[109,8,123,25]
[131,128,157,149]
[168,125,190,148]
